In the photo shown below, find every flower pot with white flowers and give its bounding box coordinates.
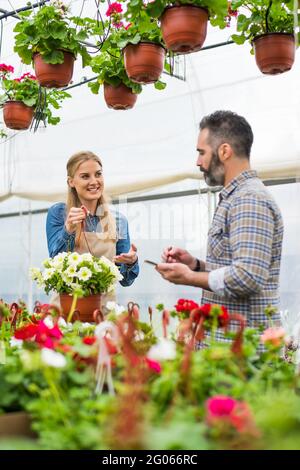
[30,252,123,323]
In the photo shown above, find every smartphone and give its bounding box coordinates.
[144,259,158,266]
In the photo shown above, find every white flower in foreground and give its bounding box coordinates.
[106,301,125,315]
[43,315,54,329]
[41,348,67,368]
[93,262,102,272]
[66,265,77,277]
[81,322,93,329]
[10,337,23,348]
[58,317,67,328]
[29,267,42,281]
[81,253,93,262]
[147,338,177,361]
[77,267,92,281]
[43,268,56,280]
[68,252,81,265]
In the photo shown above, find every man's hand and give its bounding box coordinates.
[114,243,138,265]
[161,246,198,270]
[155,262,194,285]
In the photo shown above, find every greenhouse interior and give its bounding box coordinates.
[0,0,300,452]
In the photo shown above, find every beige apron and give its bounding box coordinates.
[51,208,118,317]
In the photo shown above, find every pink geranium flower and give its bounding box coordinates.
[106,2,123,17]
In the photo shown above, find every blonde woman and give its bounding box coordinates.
[46,151,139,306]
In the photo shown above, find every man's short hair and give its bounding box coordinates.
[199,110,253,159]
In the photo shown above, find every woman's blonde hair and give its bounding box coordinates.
[66,151,116,246]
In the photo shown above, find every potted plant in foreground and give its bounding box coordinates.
[231,0,295,74]
[0,64,70,131]
[146,0,228,54]
[30,252,123,322]
[13,1,92,87]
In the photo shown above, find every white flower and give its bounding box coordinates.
[147,338,177,361]
[81,253,93,262]
[61,273,74,286]
[57,317,67,328]
[93,262,102,272]
[65,265,77,277]
[106,301,125,315]
[10,337,23,348]
[43,315,54,329]
[77,267,92,281]
[29,267,42,281]
[43,268,56,280]
[68,252,82,266]
[81,322,93,329]
[41,348,67,368]
[51,253,66,269]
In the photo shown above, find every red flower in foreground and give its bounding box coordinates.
[106,2,122,16]
[83,336,97,346]
[145,357,161,374]
[199,303,229,326]
[206,395,257,435]
[175,298,199,314]
[14,320,63,349]
[19,72,36,81]
[0,63,14,73]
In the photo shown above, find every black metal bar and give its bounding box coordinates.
[0,178,297,220]
[200,40,234,51]
[0,1,51,20]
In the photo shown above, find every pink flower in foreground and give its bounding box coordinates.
[261,327,285,347]
[145,357,161,374]
[106,2,123,17]
[207,395,237,417]
[0,63,14,73]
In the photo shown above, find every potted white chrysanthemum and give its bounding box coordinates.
[30,252,123,322]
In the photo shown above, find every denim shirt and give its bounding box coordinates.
[46,203,139,287]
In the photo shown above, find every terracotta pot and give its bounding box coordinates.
[104,82,138,110]
[253,33,295,75]
[0,411,35,437]
[161,6,208,53]
[3,101,34,130]
[124,42,165,84]
[60,293,102,323]
[33,51,75,88]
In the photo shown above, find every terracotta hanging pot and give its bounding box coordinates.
[253,33,295,75]
[3,101,34,130]
[124,42,165,84]
[160,6,208,53]
[104,82,138,110]
[60,293,102,323]
[33,51,75,88]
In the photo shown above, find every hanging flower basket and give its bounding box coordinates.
[60,293,102,323]
[253,33,295,75]
[3,101,34,130]
[124,42,165,84]
[104,82,138,110]
[33,51,75,88]
[160,6,209,54]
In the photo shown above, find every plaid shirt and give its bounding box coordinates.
[198,170,283,345]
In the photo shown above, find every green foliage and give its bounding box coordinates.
[231,0,295,46]
[89,52,142,94]
[13,3,92,67]
[145,0,228,29]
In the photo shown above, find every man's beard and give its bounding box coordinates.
[200,150,225,187]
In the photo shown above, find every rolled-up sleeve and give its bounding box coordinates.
[46,203,75,257]
[222,195,275,299]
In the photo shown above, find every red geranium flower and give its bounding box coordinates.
[0,63,14,74]
[106,2,123,16]
[175,298,199,314]
[145,357,161,374]
[83,336,97,346]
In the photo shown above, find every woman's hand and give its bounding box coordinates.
[65,207,87,233]
[114,244,138,265]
